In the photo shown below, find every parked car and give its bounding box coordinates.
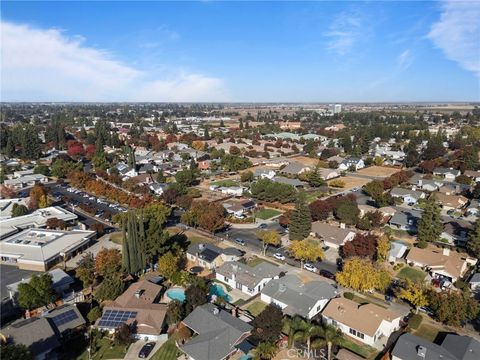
[234,238,246,246]
[419,306,434,316]
[138,342,155,358]
[319,270,335,279]
[258,223,268,229]
[303,263,318,273]
[273,253,285,261]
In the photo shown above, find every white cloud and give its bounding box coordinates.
[324,11,366,55]
[397,49,413,69]
[428,0,480,75]
[0,21,229,101]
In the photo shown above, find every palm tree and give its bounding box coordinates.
[283,316,307,348]
[253,342,278,360]
[311,324,344,360]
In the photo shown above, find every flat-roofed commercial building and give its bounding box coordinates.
[0,228,95,271]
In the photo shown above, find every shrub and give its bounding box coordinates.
[408,314,423,330]
[393,263,404,271]
[87,306,102,324]
[344,292,354,300]
[330,179,345,188]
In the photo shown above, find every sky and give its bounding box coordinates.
[1,1,479,102]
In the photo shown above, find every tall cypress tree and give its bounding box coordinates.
[418,196,442,244]
[289,192,312,241]
[122,219,130,273]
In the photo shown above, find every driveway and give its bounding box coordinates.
[124,339,165,360]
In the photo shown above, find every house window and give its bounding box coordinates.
[349,328,356,336]
[357,332,364,339]
[317,305,322,312]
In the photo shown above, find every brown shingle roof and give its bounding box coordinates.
[322,298,401,337]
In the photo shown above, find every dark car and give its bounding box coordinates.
[138,342,155,358]
[234,238,246,246]
[319,270,335,280]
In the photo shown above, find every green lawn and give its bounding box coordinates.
[247,301,268,317]
[414,323,440,342]
[211,180,239,187]
[397,267,427,283]
[255,208,282,220]
[109,232,123,244]
[350,294,388,309]
[305,190,328,203]
[246,256,278,268]
[151,338,181,360]
[339,337,378,359]
[77,337,128,360]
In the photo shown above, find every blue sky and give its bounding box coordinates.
[1,1,479,102]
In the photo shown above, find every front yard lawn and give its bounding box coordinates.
[151,337,181,360]
[255,208,282,220]
[109,232,123,244]
[413,323,440,342]
[247,301,268,317]
[397,267,427,283]
[338,337,378,359]
[246,256,278,268]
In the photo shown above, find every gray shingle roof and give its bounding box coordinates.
[216,261,282,289]
[181,303,252,360]
[391,333,456,360]
[261,274,338,318]
[441,334,480,360]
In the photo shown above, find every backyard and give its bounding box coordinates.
[397,266,427,283]
[255,208,282,220]
[246,300,268,317]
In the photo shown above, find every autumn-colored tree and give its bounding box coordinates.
[29,184,47,203]
[289,239,324,269]
[376,235,390,263]
[336,257,391,293]
[309,199,332,221]
[191,140,205,151]
[158,251,183,280]
[45,217,67,230]
[0,185,16,199]
[256,229,281,255]
[95,248,122,276]
[398,280,429,312]
[341,233,378,259]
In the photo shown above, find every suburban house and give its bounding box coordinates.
[391,332,480,360]
[388,209,422,233]
[433,167,461,181]
[271,176,306,188]
[441,220,472,246]
[180,303,252,360]
[321,297,401,347]
[6,268,74,302]
[215,261,282,297]
[97,280,167,340]
[338,157,365,171]
[464,170,480,183]
[186,243,242,270]
[319,168,340,180]
[433,192,469,211]
[0,228,96,271]
[311,222,356,249]
[223,199,256,218]
[280,161,312,175]
[219,186,244,197]
[416,178,442,192]
[149,182,169,195]
[253,167,276,179]
[0,304,85,360]
[466,200,480,217]
[3,173,48,189]
[469,273,480,292]
[260,274,338,319]
[388,242,408,263]
[390,187,425,204]
[406,245,477,282]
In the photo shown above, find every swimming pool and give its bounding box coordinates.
[166,288,186,302]
[210,283,232,302]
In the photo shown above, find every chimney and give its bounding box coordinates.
[443,248,450,256]
[279,284,287,292]
[134,289,143,299]
[212,307,220,315]
[417,345,427,358]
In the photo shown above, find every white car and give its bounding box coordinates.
[303,263,318,273]
[273,253,285,261]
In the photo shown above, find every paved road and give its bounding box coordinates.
[217,224,338,274]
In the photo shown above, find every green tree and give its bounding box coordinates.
[1,343,34,360]
[76,252,95,288]
[17,273,55,310]
[251,304,283,343]
[253,342,278,360]
[289,192,312,241]
[158,251,182,279]
[305,164,326,187]
[315,324,344,360]
[185,282,208,315]
[87,306,103,323]
[94,275,124,301]
[418,196,442,243]
[34,163,50,176]
[166,299,184,325]
[11,203,29,217]
[333,201,359,225]
[428,289,479,327]
[468,218,480,258]
[240,170,254,182]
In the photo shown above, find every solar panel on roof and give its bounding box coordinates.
[98,310,137,329]
[50,309,79,327]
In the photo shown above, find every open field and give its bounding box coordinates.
[290,156,321,166]
[328,176,369,189]
[210,179,239,187]
[357,166,400,178]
